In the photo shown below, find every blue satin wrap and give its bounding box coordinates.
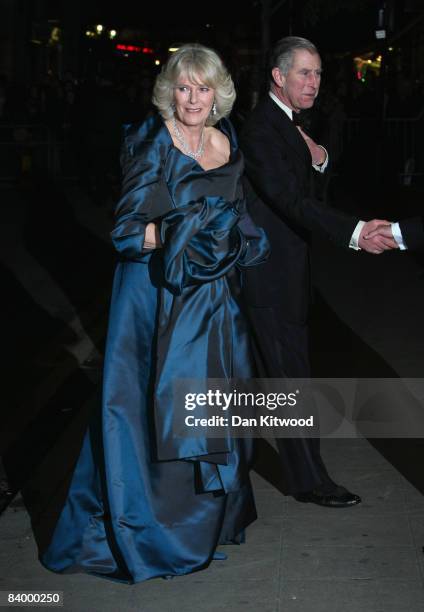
[40,115,269,583]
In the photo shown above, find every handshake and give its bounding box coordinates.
[358,220,400,254]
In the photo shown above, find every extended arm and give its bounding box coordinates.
[241,124,358,246]
[241,124,397,253]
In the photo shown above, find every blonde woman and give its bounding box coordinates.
[39,44,268,583]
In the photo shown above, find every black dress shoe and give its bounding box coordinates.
[295,485,361,508]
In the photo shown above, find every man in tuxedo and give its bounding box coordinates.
[240,36,397,507]
[366,217,424,250]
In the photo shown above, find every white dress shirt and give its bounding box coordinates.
[392,222,407,249]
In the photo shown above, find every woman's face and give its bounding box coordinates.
[172,72,215,127]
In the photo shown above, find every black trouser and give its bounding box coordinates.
[247,305,334,495]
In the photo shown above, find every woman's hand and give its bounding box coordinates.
[143,222,162,250]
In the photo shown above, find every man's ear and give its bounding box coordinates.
[271,67,285,88]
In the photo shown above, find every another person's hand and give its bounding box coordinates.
[143,222,162,250]
[358,220,398,254]
[364,224,396,242]
[296,127,326,165]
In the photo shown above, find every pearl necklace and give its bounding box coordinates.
[172,116,205,160]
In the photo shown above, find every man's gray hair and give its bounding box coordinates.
[269,36,319,77]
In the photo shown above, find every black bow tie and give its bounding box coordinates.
[292,112,302,126]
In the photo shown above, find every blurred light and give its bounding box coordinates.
[116,43,141,52]
[109,29,117,39]
[96,24,104,34]
[375,29,386,39]
[155,59,160,66]
[377,55,382,62]
[85,30,95,38]
[50,26,60,43]
[169,47,179,52]
[388,47,394,51]
[367,59,372,64]
[115,44,154,54]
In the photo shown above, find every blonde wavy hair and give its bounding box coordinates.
[152,43,236,126]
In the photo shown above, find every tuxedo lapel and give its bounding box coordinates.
[263,97,312,167]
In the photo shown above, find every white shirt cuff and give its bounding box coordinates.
[392,222,407,250]
[349,220,366,250]
[312,146,328,173]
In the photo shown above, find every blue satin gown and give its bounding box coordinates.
[40,115,269,583]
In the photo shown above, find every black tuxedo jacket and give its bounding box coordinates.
[240,96,359,321]
[400,217,424,250]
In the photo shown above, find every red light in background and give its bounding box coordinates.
[116,44,141,52]
[116,44,154,54]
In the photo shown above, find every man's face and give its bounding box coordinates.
[274,49,322,112]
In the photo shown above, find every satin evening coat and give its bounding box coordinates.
[40,115,269,583]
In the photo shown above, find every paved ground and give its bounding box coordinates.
[1,437,424,611]
[1,177,424,611]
